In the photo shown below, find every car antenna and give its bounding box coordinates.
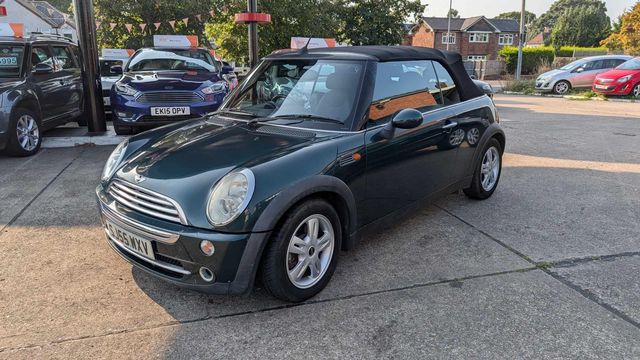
[297,37,313,54]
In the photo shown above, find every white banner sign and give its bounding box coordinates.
[290,37,345,49]
[101,49,134,59]
[0,23,24,37]
[153,35,198,48]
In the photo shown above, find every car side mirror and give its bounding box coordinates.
[33,63,54,74]
[110,65,123,75]
[379,108,424,139]
[221,62,234,74]
[574,67,584,73]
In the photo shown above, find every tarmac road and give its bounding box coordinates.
[1,94,639,359]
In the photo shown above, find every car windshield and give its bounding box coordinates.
[616,58,640,70]
[126,49,217,73]
[221,59,364,130]
[559,59,584,71]
[0,43,25,78]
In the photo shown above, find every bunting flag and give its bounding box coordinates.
[154,22,161,30]
[139,23,147,32]
[182,17,189,27]
[95,20,102,29]
[125,23,133,33]
[168,20,176,30]
[209,10,215,17]
[196,14,202,22]
[109,23,117,31]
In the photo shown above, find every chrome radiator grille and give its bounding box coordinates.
[136,91,203,104]
[108,180,186,225]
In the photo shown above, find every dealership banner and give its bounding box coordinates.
[101,49,135,59]
[153,35,198,48]
[290,37,345,49]
[0,23,24,37]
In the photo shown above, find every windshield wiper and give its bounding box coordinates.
[214,108,258,118]
[267,114,343,124]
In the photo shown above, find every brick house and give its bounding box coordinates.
[405,16,520,61]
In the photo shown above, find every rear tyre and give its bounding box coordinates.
[553,80,571,95]
[113,123,134,135]
[463,138,502,200]
[260,199,342,303]
[4,108,42,157]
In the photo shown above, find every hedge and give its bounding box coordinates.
[555,46,609,57]
[498,46,555,75]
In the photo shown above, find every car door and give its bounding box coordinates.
[361,60,460,224]
[572,60,603,87]
[51,44,82,116]
[29,44,61,121]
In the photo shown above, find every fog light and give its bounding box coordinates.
[199,267,215,282]
[200,240,215,256]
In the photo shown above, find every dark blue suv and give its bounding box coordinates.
[0,34,84,156]
[110,47,234,135]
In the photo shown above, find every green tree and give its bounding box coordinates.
[94,0,215,49]
[601,1,640,54]
[495,11,536,25]
[447,8,460,18]
[550,5,610,47]
[336,0,425,46]
[530,0,608,36]
[205,0,342,63]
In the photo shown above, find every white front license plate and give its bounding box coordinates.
[103,97,111,106]
[105,220,155,260]
[150,106,190,116]
[595,84,608,90]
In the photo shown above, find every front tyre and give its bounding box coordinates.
[631,83,640,98]
[464,138,503,200]
[261,199,342,302]
[5,109,42,157]
[553,80,571,95]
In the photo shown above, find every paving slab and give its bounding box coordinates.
[5,271,640,359]
[551,255,640,325]
[0,148,83,228]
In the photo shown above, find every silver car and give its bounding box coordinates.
[535,55,632,94]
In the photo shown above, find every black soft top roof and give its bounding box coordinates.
[267,45,462,64]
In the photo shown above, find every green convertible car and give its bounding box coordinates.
[97,46,505,302]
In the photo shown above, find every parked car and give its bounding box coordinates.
[97,46,505,302]
[592,57,640,98]
[110,47,235,135]
[535,55,632,94]
[0,34,84,156]
[99,58,127,115]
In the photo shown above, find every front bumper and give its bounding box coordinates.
[592,81,634,96]
[96,184,269,295]
[111,92,224,127]
[535,79,554,92]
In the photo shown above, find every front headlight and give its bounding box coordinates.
[617,75,633,83]
[115,83,138,96]
[206,168,255,226]
[101,139,128,181]
[201,82,227,95]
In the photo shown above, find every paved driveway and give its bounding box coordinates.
[1,95,639,359]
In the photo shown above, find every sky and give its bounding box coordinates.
[423,0,636,20]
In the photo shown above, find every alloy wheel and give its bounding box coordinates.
[467,128,480,145]
[554,81,569,94]
[480,146,500,191]
[633,84,640,98]
[286,214,335,289]
[16,115,40,152]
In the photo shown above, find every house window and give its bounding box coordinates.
[498,34,514,45]
[469,32,489,43]
[467,55,487,61]
[441,32,456,44]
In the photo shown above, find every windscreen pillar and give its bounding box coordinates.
[73,0,106,132]
[234,0,271,68]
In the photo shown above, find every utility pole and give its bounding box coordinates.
[515,0,526,80]
[72,0,106,132]
[234,0,271,68]
[446,0,452,51]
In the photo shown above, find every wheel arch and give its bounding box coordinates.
[11,94,41,121]
[465,124,505,179]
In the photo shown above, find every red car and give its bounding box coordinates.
[593,57,640,97]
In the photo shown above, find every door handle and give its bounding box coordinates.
[442,121,458,129]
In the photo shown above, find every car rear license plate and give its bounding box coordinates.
[595,84,608,90]
[105,220,155,260]
[150,106,190,116]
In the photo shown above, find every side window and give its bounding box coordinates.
[583,60,603,71]
[30,46,53,71]
[432,61,461,105]
[51,46,77,70]
[369,60,444,125]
